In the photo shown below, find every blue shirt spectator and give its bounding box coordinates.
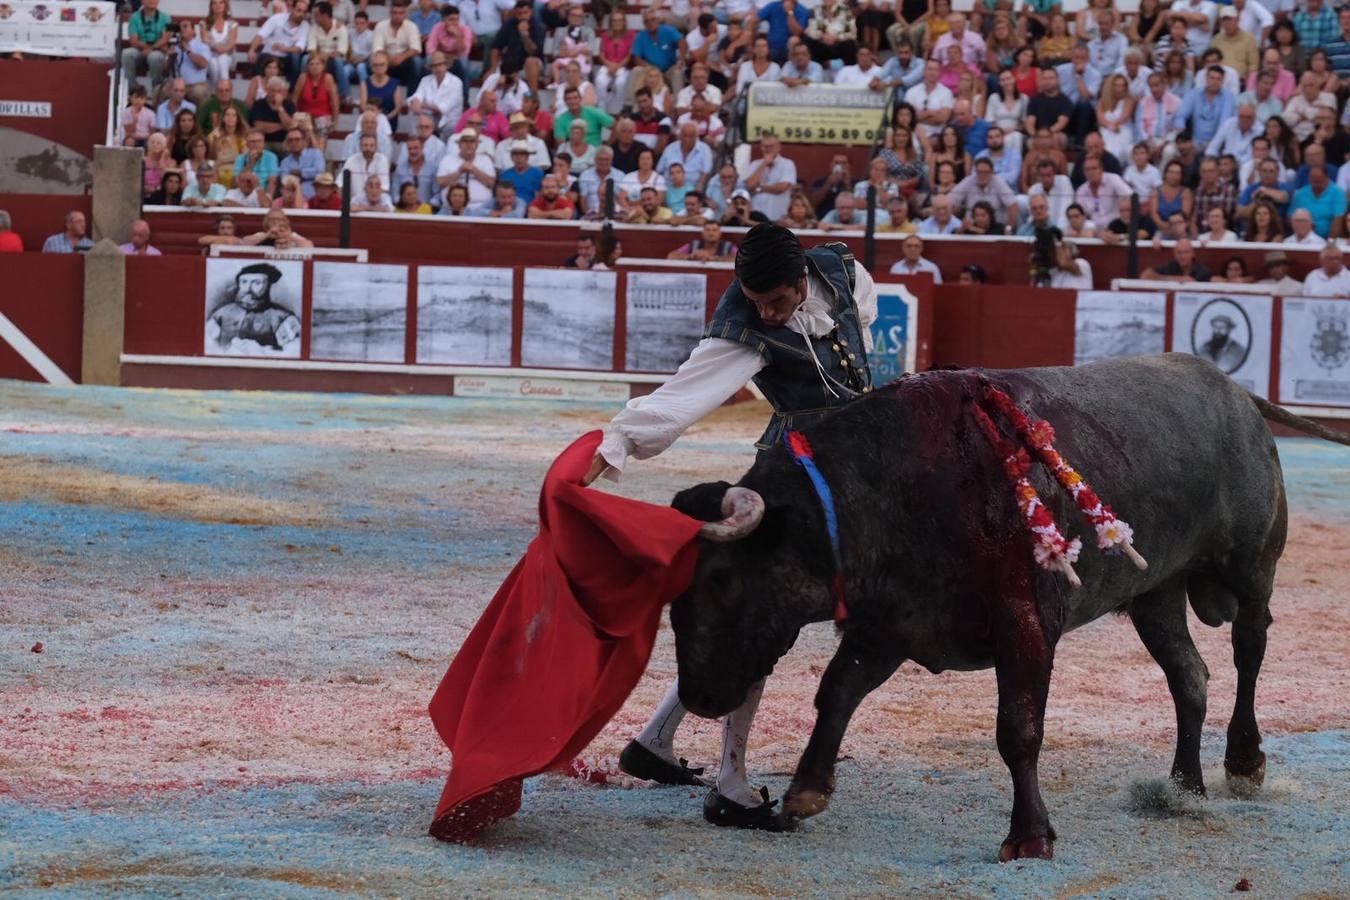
[408,0,441,37]
[880,52,924,90]
[756,0,811,58]
[394,156,441,206]
[632,21,683,72]
[1239,178,1294,218]
[1294,1,1340,49]
[781,57,825,84]
[657,137,714,187]
[1176,80,1237,145]
[977,145,1022,186]
[959,118,992,156]
[499,164,544,203]
[1291,177,1347,236]
[1054,58,1102,105]
[469,195,527,218]
[278,147,326,198]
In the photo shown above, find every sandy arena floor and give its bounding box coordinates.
[1,380,1347,898]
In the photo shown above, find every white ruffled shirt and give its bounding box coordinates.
[599,262,878,480]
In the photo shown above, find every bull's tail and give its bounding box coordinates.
[1248,394,1350,447]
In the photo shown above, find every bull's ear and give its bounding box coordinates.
[671,481,733,522]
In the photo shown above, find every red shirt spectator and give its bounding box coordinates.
[0,210,22,253]
[309,172,344,209]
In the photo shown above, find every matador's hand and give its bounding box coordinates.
[581,452,607,486]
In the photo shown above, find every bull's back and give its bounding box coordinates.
[998,354,1285,625]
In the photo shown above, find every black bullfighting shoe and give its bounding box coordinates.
[702,786,788,831]
[618,740,709,786]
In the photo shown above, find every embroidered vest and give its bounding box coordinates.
[705,242,874,449]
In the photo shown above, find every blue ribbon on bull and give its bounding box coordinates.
[783,430,849,625]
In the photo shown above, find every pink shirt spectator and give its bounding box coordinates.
[121,106,155,144]
[454,108,511,143]
[938,62,981,91]
[600,31,635,65]
[118,241,162,255]
[931,30,987,68]
[427,20,473,62]
[1246,67,1296,103]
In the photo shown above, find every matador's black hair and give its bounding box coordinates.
[735,223,805,293]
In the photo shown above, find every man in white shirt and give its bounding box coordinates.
[1236,0,1275,43]
[1258,250,1305,294]
[1114,49,1153,99]
[904,59,954,139]
[373,0,425,88]
[1206,104,1262,163]
[492,112,550,169]
[341,107,394,160]
[743,136,797,221]
[833,46,886,89]
[1173,0,1218,51]
[341,132,391,198]
[395,114,446,170]
[918,194,961,234]
[1025,160,1076,228]
[409,52,465,133]
[1282,71,1337,142]
[889,234,943,282]
[1049,241,1094,289]
[250,0,311,80]
[779,41,824,86]
[1302,244,1350,296]
[437,128,497,207]
[1285,208,1329,247]
[675,63,725,115]
[585,226,879,827]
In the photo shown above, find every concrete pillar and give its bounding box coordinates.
[82,239,126,386]
[90,145,144,245]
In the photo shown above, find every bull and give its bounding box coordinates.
[669,354,1349,860]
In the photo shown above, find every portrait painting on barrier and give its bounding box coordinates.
[625,272,707,373]
[521,268,617,370]
[1279,298,1350,408]
[416,267,514,366]
[311,262,409,363]
[1172,293,1273,398]
[1073,291,1167,366]
[203,258,304,358]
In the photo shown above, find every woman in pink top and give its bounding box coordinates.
[595,10,635,116]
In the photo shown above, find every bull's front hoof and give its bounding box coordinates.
[1224,751,1267,789]
[782,780,833,820]
[702,787,788,831]
[998,835,1055,862]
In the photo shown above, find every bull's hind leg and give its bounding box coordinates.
[1224,497,1283,789]
[1224,590,1275,787]
[1130,578,1209,795]
[781,634,903,821]
[992,584,1057,862]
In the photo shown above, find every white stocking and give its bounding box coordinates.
[635,679,686,764]
[716,678,767,807]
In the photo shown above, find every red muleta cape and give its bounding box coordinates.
[427,431,705,842]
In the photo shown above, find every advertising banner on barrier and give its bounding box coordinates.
[1073,291,1167,366]
[521,268,617,370]
[868,283,919,385]
[204,258,304,359]
[1171,293,1273,398]
[454,375,631,402]
[0,0,116,57]
[625,271,706,373]
[311,262,408,363]
[745,82,889,145]
[1279,297,1350,408]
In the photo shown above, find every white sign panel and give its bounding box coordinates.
[520,268,617,370]
[1279,297,1350,408]
[0,1,116,57]
[454,375,631,402]
[0,100,52,118]
[416,266,514,366]
[1171,293,1274,398]
[310,262,408,363]
[1074,291,1168,366]
[625,271,706,373]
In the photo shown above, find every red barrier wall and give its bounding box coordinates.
[138,210,1329,291]
[0,194,93,255]
[0,253,84,381]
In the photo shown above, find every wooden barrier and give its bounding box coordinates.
[0,253,84,382]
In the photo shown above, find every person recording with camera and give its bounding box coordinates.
[1047,240,1094,289]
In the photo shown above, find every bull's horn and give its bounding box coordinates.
[698,487,765,542]
[1122,542,1149,572]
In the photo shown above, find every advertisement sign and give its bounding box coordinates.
[1171,293,1273,398]
[454,375,631,402]
[746,82,889,145]
[1074,291,1167,366]
[1279,297,1350,408]
[0,1,116,57]
[868,283,919,385]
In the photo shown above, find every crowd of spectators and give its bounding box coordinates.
[101,0,1350,288]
